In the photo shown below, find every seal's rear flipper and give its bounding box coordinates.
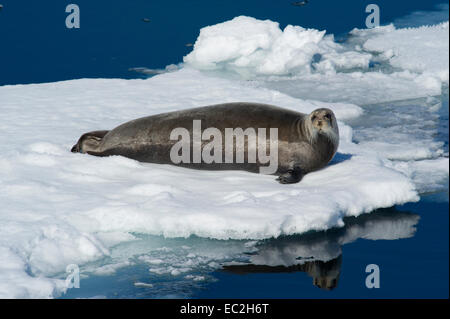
[71,130,109,153]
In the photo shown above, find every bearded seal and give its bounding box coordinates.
[71,102,339,184]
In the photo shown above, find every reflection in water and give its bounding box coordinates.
[62,207,420,298]
[224,256,342,290]
[223,208,419,290]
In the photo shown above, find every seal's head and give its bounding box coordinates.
[307,108,339,146]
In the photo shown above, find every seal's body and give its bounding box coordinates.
[71,102,339,183]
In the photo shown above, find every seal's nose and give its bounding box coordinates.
[71,144,78,153]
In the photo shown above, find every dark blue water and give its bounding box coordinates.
[0,0,448,85]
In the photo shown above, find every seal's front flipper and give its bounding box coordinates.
[276,166,304,184]
[71,130,109,153]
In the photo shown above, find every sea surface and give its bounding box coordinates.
[0,0,448,85]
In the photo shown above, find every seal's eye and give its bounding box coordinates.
[311,115,317,121]
[324,113,331,121]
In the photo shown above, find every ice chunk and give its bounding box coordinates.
[183,16,448,104]
[352,22,449,83]
[184,16,371,76]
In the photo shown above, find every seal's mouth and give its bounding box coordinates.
[315,122,331,132]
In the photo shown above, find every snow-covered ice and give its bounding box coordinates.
[0,15,448,298]
[184,16,372,76]
[185,17,448,104]
[352,22,449,84]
